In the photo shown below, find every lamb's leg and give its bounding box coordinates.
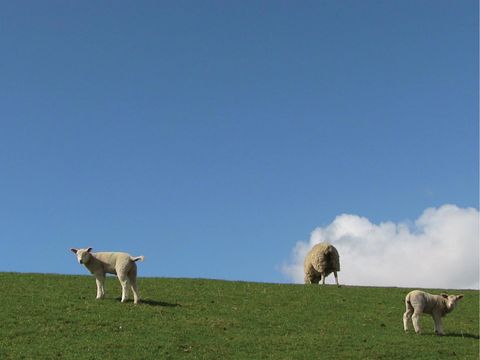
[95,274,105,300]
[411,311,422,334]
[403,302,413,332]
[433,314,444,336]
[333,271,340,287]
[117,273,130,303]
[320,273,326,285]
[127,267,140,304]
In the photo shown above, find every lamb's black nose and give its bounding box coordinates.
[80,260,83,264]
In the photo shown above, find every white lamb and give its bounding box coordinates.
[403,290,464,335]
[70,247,144,304]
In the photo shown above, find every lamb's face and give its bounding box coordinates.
[442,294,464,310]
[70,247,93,264]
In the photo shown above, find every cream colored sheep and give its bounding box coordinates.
[70,247,144,304]
[304,242,340,286]
[403,290,464,335]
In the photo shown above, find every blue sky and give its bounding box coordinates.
[1,1,478,285]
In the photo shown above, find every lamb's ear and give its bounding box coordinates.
[457,295,464,300]
[440,293,448,298]
[70,248,78,254]
[87,247,93,252]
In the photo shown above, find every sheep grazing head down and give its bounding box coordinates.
[70,247,93,265]
[304,242,340,286]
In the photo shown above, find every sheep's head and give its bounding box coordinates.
[70,247,93,265]
[441,293,464,311]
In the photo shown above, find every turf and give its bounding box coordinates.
[0,272,478,359]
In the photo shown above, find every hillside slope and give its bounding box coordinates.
[0,273,478,359]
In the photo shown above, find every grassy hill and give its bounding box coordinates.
[0,273,478,359]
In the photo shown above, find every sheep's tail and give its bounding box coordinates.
[405,294,413,310]
[131,255,145,262]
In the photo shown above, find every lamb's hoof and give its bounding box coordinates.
[435,332,445,336]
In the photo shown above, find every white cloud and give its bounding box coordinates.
[281,205,479,289]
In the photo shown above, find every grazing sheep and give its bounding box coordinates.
[70,247,144,304]
[304,242,340,286]
[403,290,464,335]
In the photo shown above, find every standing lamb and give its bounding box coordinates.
[304,242,340,286]
[403,290,464,335]
[70,247,144,304]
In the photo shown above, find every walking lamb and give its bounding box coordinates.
[403,290,464,335]
[304,242,340,286]
[70,247,144,304]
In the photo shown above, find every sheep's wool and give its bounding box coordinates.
[304,242,340,283]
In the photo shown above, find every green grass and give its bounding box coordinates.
[0,273,478,359]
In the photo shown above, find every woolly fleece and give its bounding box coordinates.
[304,242,340,285]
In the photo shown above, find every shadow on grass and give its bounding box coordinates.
[445,332,479,340]
[113,297,181,307]
[141,299,181,307]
